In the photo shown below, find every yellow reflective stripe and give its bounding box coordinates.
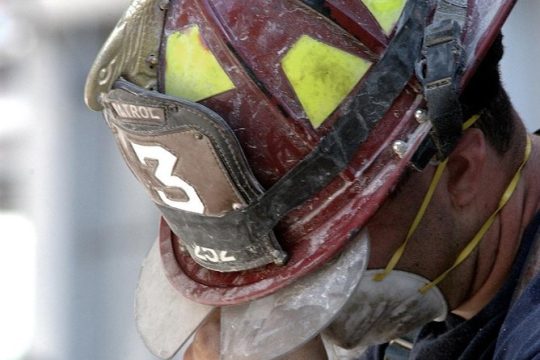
[165,25,235,102]
[420,135,533,293]
[282,35,371,128]
[361,0,407,35]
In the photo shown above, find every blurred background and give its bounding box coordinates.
[0,0,538,359]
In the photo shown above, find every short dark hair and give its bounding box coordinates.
[460,33,515,155]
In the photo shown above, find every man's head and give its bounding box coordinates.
[85,0,521,358]
[365,31,529,311]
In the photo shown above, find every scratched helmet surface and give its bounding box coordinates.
[85,0,516,305]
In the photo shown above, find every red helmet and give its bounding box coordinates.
[85,0,517,358]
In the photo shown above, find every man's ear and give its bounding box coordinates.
[445,128,487,208]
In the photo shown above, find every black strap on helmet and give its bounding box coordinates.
[415,0,468,165]
[245,0,429,238]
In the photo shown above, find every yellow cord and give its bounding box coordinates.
[420,135,532,293]
[373,114,481,282]
[372,158,448,281]
[372,113,532,293]
[462,113,481,131]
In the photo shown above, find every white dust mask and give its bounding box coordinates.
[324,268,448,350]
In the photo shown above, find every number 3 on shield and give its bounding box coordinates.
[130,142,205,214]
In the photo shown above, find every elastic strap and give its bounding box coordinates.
[372,157,448,282]
[420,135,532,293]
[373,114,480,282]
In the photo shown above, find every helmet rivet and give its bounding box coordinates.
[98,68,108,80]
[232,203,244,210]
[272,250,287,266]
[194,132,204,140]
[392,140,409,159]
[415,109,428,123]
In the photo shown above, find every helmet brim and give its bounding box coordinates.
[136,229,369,359]
[135,241,214,359]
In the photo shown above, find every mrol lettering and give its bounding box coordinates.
[111,102,165,123]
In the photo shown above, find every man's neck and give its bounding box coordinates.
[453,133,540,319]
